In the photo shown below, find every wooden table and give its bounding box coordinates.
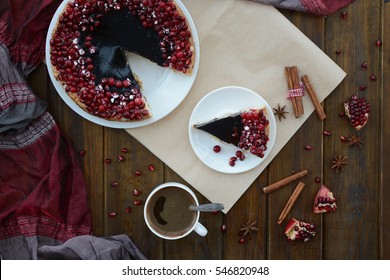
[28,0,389,259]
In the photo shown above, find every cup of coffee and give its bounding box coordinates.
[144,182,208,240]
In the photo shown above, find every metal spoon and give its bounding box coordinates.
[189,203,224,212]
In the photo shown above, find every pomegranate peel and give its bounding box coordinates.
[284,218,316,242]
[313,185,337,214]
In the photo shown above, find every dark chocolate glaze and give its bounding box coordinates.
[194,113,243,146]
[80,9,166,83]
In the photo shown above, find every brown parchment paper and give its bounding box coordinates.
[126,0,346,213]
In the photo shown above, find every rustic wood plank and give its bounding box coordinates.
[323,1,381,259]
[46,78,106,237]
[103,128,165,259]
[266,11,324,260]
[381,1,390,260]
[224,172,267,259]
[27,63,48,100]
[163,167,224,259]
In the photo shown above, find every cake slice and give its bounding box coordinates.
[194,108,270,158]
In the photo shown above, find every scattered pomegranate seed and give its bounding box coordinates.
[238,238,245,244]
[213,145,221,153]
[361,62,368,70]
[148,164,155,171]
[314,176,321,183]
[230,157,238,162]
[133,188,142,196]
[79,150,86,157]
[335,49,342,55]
[211,210,219,215]
[323,130,332,136]
[370,75,377,81]
[135,170,142,176]
[239,154,246,161]
[111,181,119,187]
[304,145,312,151]
[118,154,125,162]
[134,200,142,206]
[121,147,129,153]
[221,224,227,233]
[104,158,112,164]
[125,207,132,213]
[338,112,345,117]
[359,84,367,91]
[108,212,117,217]
[340,136,347,142]
[376,39,382,47]
[235,150,243,157]
[341,11,348,20]
[229,160,235,167]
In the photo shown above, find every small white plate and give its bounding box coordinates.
[45,0,199,129]
[188,86,276,174]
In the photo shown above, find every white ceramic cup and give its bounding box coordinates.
[144,182,208,240]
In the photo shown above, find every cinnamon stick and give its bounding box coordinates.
[263,169,308,194]
[301,74,326,121]
[277,181,305,225]
[284,67,299,118]
[290,66,304,116]
[285,66,304,118]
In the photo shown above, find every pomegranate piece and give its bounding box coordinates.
[313,185,337,214]
[284,218,316,242]
[344,95,371,130]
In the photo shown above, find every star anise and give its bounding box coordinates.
[332,155,348,172]
[346,134,363,147]
[273,104,289,121]
[239,220,259,238]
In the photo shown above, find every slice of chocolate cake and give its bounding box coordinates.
[194,108,270,158]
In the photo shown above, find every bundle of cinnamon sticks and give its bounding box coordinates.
[284,66,326,120]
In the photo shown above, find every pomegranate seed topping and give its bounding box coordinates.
[376,39,382,47]
[135,170,141,176]
[104,158,112,164]
[134,200,142,206]
[370,75,377,81]
[323,130,332,136]
[118,154,125,162]
[125,207,132,213]
[111,181,119,187]
[304,145,312,151]
[148,164,155,171]
[79,150,86,157]
[121,147,129,153]
[108,212,117,217]
[361,62,368,70]
[238,238,245,244]
[341,11,348,20]
[133,188,142,196]
[213,145,221,153]
[314,176,321,183]
[220,224,227,233]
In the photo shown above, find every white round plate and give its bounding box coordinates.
[189,86,276,174]
[45,0,199,128]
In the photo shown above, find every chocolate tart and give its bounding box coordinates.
[194,108,270,158]
[49,0,195,121]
